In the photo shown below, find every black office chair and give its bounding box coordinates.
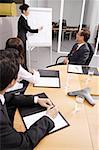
[85,42,94,65]
[46,55,67,68]
[55,55,67,64]
[47,43,94,68]
[55,43,94,66]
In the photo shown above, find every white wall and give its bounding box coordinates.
[47,0,61,22]
[0,3,20,49]
[47,0,82,26]
[25,0,48,7]
[84,0,99,43]
[0,18,3,49]
[25,0,82,26]
[63,0,83,26]
[37,0,48,7]
[16,4,21,16]
[25,0,37,6]
[0,17,18,49]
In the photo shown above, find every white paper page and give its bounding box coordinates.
[23,111,68,133]
[97,67,99,72]
[68,65,83,73]
[34,77,60,87]
[6,82,23,92]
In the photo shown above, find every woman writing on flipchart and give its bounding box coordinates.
[17,4,43,70]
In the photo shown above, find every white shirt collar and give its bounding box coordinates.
[0,94,5,105]
[22,14,27,20]
[78,43,85,49]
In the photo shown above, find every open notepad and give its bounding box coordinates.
[67,64,83,74]
[34,70,60,88]
[23,111,68,133]
[19,93,69,134]
[6,82,23,92]
[67,64,99,76]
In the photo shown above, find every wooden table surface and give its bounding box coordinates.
[14,65,99,150]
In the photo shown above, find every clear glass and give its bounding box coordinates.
[73,95,84,113]
[85,68,94,86]
[88,68,94,76]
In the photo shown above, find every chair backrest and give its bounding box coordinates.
[85,42,94,65]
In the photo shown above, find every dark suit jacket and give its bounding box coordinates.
[17,15,38,44]
[68,43,90,65]
[0,94,54,150]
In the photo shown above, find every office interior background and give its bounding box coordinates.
[0,0,99,70]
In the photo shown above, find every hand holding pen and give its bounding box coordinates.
[46,105,58,119]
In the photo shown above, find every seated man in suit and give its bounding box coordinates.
[63,28,91,65]
[0,50,58,150]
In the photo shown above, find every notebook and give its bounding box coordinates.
[6,82,23,92]
[34,70,60,88]
[19,93,69,134]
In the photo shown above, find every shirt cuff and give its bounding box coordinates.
[45,114,54,122]
[34,96,39,104]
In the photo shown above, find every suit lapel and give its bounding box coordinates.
[72,44,78,53]
[72,43,86,54]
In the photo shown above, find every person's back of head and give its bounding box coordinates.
[0,51,19,91]
[0,48,19,67]
[19,4,29,13]
[5,37,24,64]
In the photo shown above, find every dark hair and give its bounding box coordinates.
[5,37,24,64]
[0,53,19,91]
[78,24,88,31]
[80,28,90,42]
[19,4,29,13]
[0,48,19,67]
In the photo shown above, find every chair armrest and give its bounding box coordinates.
[56,55,67,64]
[46,55,68,68]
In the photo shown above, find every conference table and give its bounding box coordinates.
[14,65,99,150]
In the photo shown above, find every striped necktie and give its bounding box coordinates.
[72,44,78,53]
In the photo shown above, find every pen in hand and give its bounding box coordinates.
[37,98,53,108]
[49,105,55,109]
[46,105,58,119]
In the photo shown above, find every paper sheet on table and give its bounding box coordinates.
[6,82,23,92]
[68,65,83,73]
[34,77,60,87]
[97,67,99,72]
[23,111,68,133]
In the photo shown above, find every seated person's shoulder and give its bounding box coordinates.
[87,42,94,53]
[83,43,90,52]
